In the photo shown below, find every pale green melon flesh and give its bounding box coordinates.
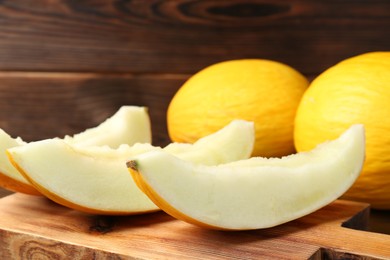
[10,140,159,213]
[64,106,151,148]
[132,125,365,230]
[8,120,255,214]
[0,129,27,183]
[166,120,255,165]
[0,106,152,188]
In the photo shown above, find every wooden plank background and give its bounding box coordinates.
[0,72,186,145]
[0,0,389,143]
[0,0,389,74]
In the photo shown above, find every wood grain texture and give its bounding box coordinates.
[0,72,187,145]
[0,0,389,75]
[0,194,389,259]
[0,189,12,198]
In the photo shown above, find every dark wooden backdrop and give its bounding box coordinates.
[0,0,389,145]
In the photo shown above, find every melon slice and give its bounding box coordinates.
[165,119,254,165]
[128,125,365,230]
[7,120,254,214]
[64,106,151,148]
[0,106,151,194]
[0,130,32,194]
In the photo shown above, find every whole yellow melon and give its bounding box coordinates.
[167,59,309,157]
[294,52,390,209]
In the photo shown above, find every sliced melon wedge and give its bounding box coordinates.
[0,106,151,194]
[0,130,33,194]
[7,120,254,214]
[128,125,365,230]
[9,142,160,214]
[165,119,254,165]
[64,106,151,148]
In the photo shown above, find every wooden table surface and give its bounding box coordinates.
[0,188,389,236]
[0,193,389,259]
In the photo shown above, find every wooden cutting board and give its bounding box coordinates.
[0,194,389,259]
